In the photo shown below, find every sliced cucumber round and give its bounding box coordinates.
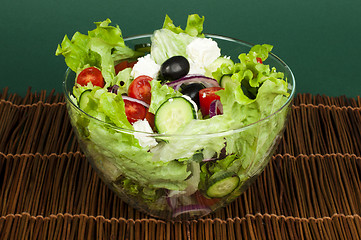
[78,89,92,110]
[206,173,240,198]
[135,43,151,53]
[207,57,234,74]
[220,75,233,88]
[155,97,196,134]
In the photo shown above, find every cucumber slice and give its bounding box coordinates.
[155,97,196,134]
[207,57,234,72]
[135,43,151,53]
[213,57,234,68]
[220,75,233,88]
[206,173,240,198]
[206,57,234,81]
[78,89,92,109]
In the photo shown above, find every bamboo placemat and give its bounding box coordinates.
[1,87,361,239]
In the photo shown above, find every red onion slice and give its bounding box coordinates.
[107,85,120,94]
[122,96,150,108]
[202,157,217,162]
[166,74,220,91]
[177,74,216,81]
[166,196,177,210]
[108,85,149,108]
[209,99,223,118]
[172,204,211,218]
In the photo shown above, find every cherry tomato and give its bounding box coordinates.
[115,60,137,75]
[199,87,224,116]
[77,67,104,87]
[123,99,147,124]
[256,57,263,64]
[128,75,152,105]
[194,191,221,207]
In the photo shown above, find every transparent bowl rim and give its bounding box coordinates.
[62,33,296,138]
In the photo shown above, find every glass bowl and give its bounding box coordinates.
[63,34,295,220]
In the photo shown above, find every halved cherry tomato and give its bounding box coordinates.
[194,191,221,207]
[77,67,104,87]
[124,99,147,124]
[199,87,224,116]
[115,60,137,75]
[128,75,152,105]
[256,57,263,64]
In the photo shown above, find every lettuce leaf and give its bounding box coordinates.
[150,116,228,162]
[77,87,132,129]
[56,33,98,72]
[84,119,190,190]
[69,87,191,191]
[56,19,136,87]
[150,14,205,64]
[150,29,195,65]
[112,68,133,94]
[162,14,205,37]
[148,80,182,114]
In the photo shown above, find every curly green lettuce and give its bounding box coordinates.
[55,19,137,88]
[151,14,205,65]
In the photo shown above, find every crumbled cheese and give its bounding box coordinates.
[186,38,221,74]
[131,54,160,79]
[132,119,158,148]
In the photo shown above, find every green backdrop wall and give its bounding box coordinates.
[1,0,360,97]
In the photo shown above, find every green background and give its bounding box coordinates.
[1,0,360,97]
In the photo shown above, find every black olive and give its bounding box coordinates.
[160,56,190,80]
[180,83,205,107]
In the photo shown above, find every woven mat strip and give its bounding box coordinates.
[277,103,361,155]
[1,99,361,156]
[1,152,360,220]
[0,212,360,240]
[0,100,80,154]
[0,88,65,105]
[293,93,361,108]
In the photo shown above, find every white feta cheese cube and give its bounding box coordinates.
[132,119,158,148]
[186,38,221,74]
[131,54,160,79]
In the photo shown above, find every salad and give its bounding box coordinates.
[56,14,292,219]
